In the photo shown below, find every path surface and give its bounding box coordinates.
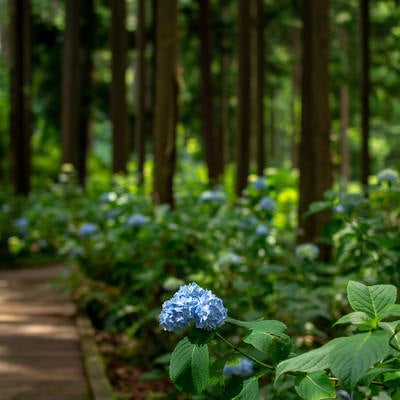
[0,264,90,400]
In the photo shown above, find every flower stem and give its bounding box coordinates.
[215,332,273,370]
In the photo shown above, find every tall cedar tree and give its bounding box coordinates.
[135,0,146,186]
[199,0,224,184]
[339,25,350,191]
[10,0,31,195]
[76,0,95,187]
[152,0,178,206]
[235,0,251,196]
[111,0,129,174]
[298,0,333,260]
[61,0,80,170]
[360,0,370,186]
[254,0,265,176]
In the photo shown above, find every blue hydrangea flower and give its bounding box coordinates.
[257,196,276,211]
[239,216,258,231]
[252,176,268,191]
[255,224,269,236]
[199,190,226,203]
[295,243,319,261]
[223,358,253,378]
[69,246,84,258]
[193,290,228,330]
[126,213,146,227]
[336,390,354,400]
[14,217,28,232]
[38,239,48,249]
[377,168,399,184]
[78,223,97,238]
[99,192,117,203]
[333,204,345,214]
[159,282,227,332]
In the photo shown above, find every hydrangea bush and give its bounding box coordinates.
[160,281,400,399]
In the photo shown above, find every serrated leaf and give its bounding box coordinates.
[347,281,397,319]
[227,318,287,336]
[295,371,336,400]
[275,339,339,382]
[243,329,290,354]
[381,304,400,319]
[170,335,209,394]
[360,367,396,386]
[334,311,370,326]
[330,331,391,390]
[379,321,400,352]
[232,377,259,400]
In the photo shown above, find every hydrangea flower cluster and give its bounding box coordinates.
[199,190,226,203]
[333,203,345,214]
[239,216,257,231]
[336,390,354,400]
[377,168,399,184]
[223,358,253,378]
[14,217,28,232]
[252,176,268,191]
[99,191,117,203]
[78,223,97,238]
[295,243,319,261]
[255,224,269,236]
[257,196,276,211]
[126,213,146,227]
[159,282,227,332]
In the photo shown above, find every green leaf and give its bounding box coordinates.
[232,377,259,400]
[295,371,336,400]
[227,318,287,336]
[307,201,331,216]
[347,281,397,319]
[334,311,370,326]
[330,331,391,390]
[381,304,400,319]
[243,330,275,354]
[169,333,210,394]
[379,321,400,352]
[275,339,339,382]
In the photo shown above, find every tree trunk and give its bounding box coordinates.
[269,89,276,164]
[219,3,231,166]
[290,27,302,169]
[199,0,223,185]
[235,0,251,196]
[298,0,333,260]
[339,25,350,192]
[152,0,178,207]
[61,0,80,170]
[135,0,147,186]
[254,0,265,176]
[10,0,31,195]
[77,0,94,187]
[111,0,129,174]
[360,0,370,187]
[147,0,157,144]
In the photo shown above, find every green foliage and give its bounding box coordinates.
[164,281,400,399]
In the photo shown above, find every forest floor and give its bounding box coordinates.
[0,263,174,400]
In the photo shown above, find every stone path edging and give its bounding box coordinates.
[76,313,115,400]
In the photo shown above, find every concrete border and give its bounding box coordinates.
[76,314,116,400]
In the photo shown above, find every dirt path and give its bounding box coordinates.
[0,264,90,400]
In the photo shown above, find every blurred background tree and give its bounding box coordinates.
[2,0,400,240]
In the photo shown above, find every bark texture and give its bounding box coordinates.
[152,0,178,206]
